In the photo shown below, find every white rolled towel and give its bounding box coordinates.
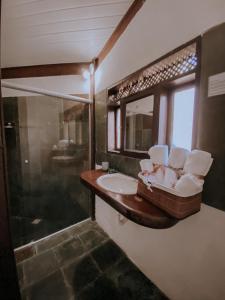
[148,145,168,165]
[175,174,204,197]
[139,167,164,185]
[168,147,189,169]
[140,159,154,173]
[154,167,165,184]
[184,149,213,176]
[163,167,178,188]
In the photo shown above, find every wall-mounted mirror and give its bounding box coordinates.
[125,95,154,153]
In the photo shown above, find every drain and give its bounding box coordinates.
[31,219,42,225]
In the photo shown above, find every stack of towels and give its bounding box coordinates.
[139,145,213,197]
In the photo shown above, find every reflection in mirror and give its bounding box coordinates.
[125,95,154,152]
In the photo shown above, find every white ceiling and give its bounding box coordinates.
[1,0,133,67]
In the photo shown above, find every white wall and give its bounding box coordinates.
[96,198,225,300]
[95,1,225,299]
[95,0,225,93]
[2,75,89,97]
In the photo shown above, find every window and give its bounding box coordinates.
[107,85,197,157]
[107,106,121,151]
[171,87,195,150]
[115,108,121,149]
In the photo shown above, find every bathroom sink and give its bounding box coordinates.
[96,173,138,195]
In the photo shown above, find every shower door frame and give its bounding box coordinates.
[0,1,21,298]
[0,62,96,299]
[0,87,22,299]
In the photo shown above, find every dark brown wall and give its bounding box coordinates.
[197,22,225,210]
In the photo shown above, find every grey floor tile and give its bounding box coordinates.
[151,288,169,300]
[15,245,36,264]
[54,237,84,265]
[91,223,109,238]
[68,219,95,238]
[117,268,157,300]
[27,270,71,300]
[20,289,30,300]
[23,250,58,286]
[106,256,136,284]
[17,221,168,300]
[36,231,70,254]
[91,240,124,272]
[17,263,25,289]
[63,254,101,294]
[79,229,106,251]
[77,275,121,300]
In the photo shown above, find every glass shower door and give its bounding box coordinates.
[3,95,90,248]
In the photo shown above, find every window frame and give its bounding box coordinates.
[106,37,201,158]
[115,106,121,150]
[107,103,121,153]
[121,91,159,158]
[107,87,161,158]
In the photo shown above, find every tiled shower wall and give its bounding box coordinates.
[4,96,90,248]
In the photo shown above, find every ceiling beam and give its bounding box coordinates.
[96,0,146,68]
[1,62,91,79]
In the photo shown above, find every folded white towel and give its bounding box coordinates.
[154,167,165,184]
[163,167,178,188]
[168,147,189,169]
[148,145,168,165]
[138,167,164,186]
[140,159,154,173]
[184,149,213,176]
[175,174,204,196]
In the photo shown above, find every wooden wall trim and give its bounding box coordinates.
[89,59,97,220]
[192,36,202,149]
[2,62,91,79]
[96,0,146,67]
[89,60,97,170]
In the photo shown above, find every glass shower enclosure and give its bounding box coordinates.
[3,94,90,248]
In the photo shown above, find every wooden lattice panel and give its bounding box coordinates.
[109,43,197,103]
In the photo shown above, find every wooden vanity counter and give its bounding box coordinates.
[80,170,178,229]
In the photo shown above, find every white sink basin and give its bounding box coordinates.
[97,173,138,195]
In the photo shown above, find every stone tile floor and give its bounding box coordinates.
[11,198,88,248]
[17,219,168,300]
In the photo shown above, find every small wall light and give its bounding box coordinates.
[89,63,95,75]
[82,70,90,80]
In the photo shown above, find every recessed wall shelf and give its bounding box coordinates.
[80,170,177,229]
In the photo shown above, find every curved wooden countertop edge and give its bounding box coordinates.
[80,170,178,229]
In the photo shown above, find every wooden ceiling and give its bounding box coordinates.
[1,0,133,68]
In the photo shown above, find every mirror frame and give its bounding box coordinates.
[106,85,161,159]
[120,89,159,158]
